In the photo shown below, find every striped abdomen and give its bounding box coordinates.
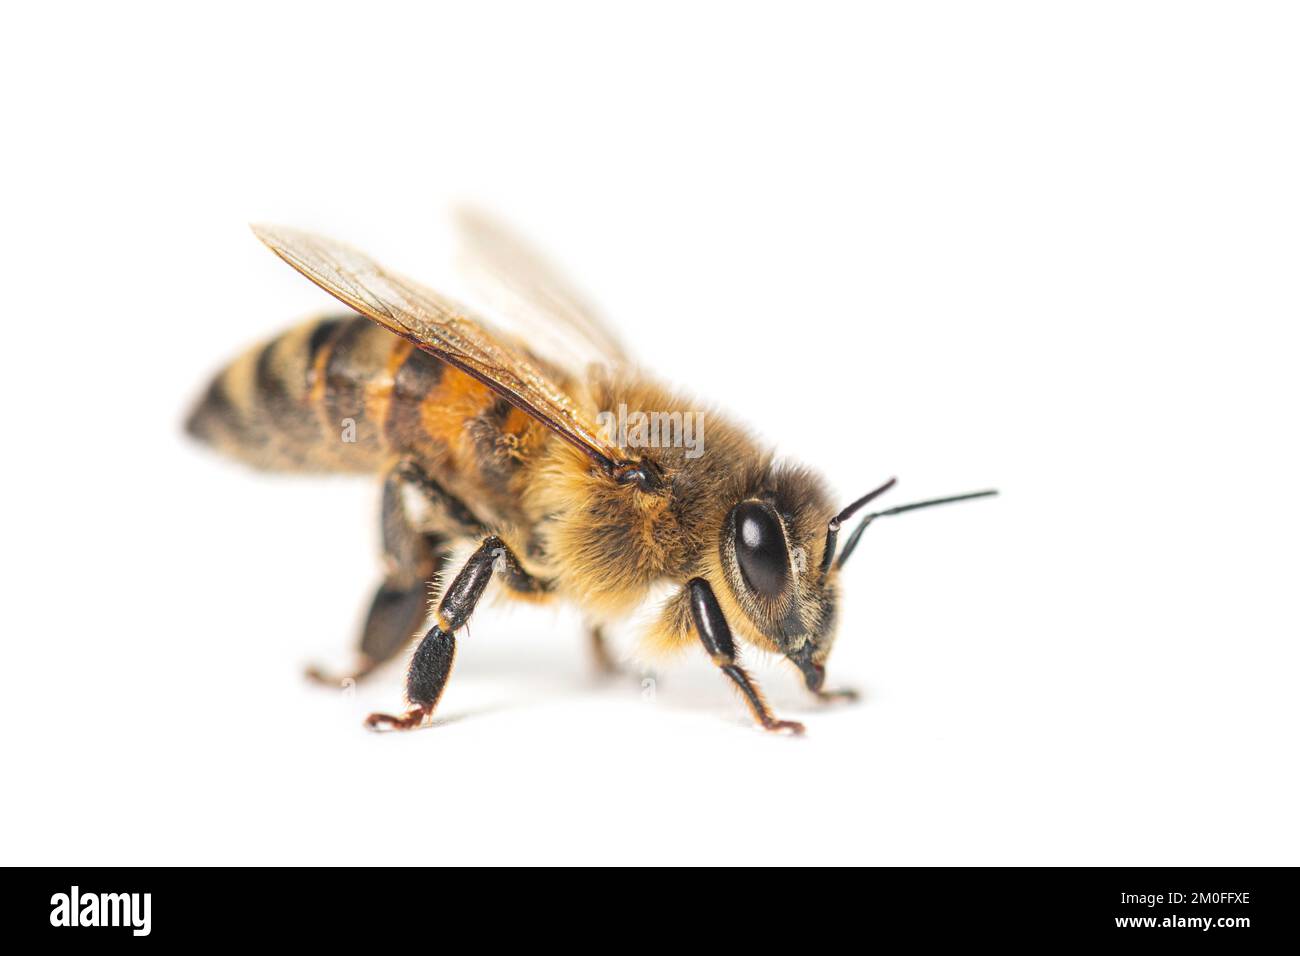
[186,315,547,513]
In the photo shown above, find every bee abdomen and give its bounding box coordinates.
[186,314,391,473]
[188,313,544,503]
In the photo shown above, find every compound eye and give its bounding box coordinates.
[731,501,791,597]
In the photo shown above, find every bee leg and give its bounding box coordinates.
[365,535,543,732]
[687,578,805,735]
[587,624,623,676]
[802,668,860,704]
[391,458,488,537]
[789,652,860,704]
[306,464,451,686]
[303,553,442,686]
[814,687,859,703]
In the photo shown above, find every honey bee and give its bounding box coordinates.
[186,212,996,734]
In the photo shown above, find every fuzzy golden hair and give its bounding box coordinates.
[523,368,838,658]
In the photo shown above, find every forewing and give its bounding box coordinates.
[454,206,628,373]
[251,223,628,471]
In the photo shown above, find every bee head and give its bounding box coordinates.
[719,470,998,687]
[716,464,843,679]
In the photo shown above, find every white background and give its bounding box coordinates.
[3,2,1296,866]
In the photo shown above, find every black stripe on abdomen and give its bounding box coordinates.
[322,315,387,454]
[253,318,341,454]
[384,346,446,455]
[306,316,346,370]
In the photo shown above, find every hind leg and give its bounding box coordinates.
[304,562,443,686]
[365,535,550,731]
[306,463,455,686]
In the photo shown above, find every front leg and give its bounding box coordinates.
[365,535,537,732]
[687,578,804,735]
[789,642,859,704]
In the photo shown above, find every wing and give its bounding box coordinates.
[251,223,630,473]
[453,206,628,373]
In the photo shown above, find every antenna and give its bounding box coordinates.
[820,478,897,575]
[836,489,999,570]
